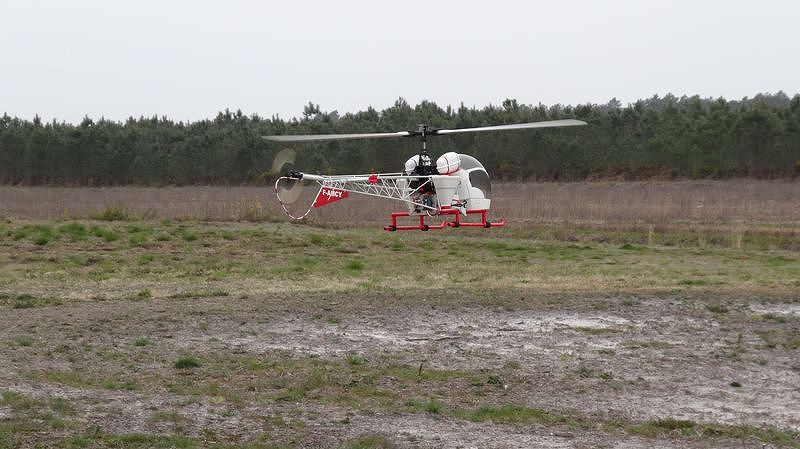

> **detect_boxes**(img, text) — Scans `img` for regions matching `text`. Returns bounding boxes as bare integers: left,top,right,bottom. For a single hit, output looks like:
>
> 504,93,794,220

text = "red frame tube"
384,208,506,231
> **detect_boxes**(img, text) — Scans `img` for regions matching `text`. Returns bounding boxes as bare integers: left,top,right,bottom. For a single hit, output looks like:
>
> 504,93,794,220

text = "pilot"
404,155,436,212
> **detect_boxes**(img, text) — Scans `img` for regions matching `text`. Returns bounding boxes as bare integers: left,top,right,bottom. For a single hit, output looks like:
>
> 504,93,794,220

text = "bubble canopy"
458,154,491,196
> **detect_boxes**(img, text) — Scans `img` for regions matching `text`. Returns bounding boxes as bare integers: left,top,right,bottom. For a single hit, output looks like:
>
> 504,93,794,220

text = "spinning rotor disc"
272,148,318,219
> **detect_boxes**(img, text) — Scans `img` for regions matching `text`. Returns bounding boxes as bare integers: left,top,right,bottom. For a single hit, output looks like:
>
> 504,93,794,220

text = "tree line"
1,92,799,186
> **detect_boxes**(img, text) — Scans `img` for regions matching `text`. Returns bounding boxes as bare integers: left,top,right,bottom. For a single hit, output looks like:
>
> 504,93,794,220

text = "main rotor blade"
263,119,586,142
434,119,587,135
262,131,411,142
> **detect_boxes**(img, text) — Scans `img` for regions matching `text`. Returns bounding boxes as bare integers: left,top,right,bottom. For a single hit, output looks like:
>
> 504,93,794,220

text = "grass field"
0,183,799,448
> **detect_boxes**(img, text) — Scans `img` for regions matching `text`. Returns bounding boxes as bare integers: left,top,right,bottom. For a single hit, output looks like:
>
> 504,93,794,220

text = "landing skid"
383,207,506,231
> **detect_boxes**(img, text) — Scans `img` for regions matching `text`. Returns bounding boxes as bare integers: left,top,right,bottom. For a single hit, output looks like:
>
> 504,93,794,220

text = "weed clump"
345,354,364,366
91,226,120,242
174,356,201,369
5,294,61,309
424,399,443,414
58,222,88,241
12,294,36,309
345,260,364,271
487,375,503,386
344,433,396,449
453,405,554,425
15,224,56,245
33,234,51,245
706,304,729,314
12,336,34,347
630,418,696,436
179,229,199,242
92,207,133,221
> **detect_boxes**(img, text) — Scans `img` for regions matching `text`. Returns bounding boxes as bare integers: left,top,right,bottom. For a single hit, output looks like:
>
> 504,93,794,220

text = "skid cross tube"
383,212,447,231
443,208,507,228
384,207,505,231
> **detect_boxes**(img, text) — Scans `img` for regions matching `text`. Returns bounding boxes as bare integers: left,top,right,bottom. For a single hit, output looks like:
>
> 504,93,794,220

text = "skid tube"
383,207,506,231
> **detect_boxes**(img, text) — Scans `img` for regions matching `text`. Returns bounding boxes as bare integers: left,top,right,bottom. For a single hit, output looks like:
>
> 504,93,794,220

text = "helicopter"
263,119,586,231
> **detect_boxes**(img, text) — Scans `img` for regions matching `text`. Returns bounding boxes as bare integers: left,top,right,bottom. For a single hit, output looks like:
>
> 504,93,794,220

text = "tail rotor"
272,148,316,219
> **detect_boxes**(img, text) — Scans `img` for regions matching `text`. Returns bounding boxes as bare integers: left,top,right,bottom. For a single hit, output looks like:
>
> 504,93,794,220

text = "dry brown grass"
498,181,800,224
1,180,798,225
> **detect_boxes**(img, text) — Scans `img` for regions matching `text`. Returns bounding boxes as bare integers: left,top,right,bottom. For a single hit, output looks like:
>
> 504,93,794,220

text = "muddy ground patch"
1,292,798,448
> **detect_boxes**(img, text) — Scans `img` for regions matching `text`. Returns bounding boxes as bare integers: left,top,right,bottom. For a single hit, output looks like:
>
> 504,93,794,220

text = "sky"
1,0,798,124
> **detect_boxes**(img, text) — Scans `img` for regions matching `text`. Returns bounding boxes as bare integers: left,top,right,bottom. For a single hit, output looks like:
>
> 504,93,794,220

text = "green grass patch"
761,313,787,323
0,391,40,411
308,233,341,247
174,356,201,369
343,433,396,449
345,354,365,366
619,418,800,447
168,289,229,300
128,233,149,246
627,418,696,437
757,330,800,350
765,255,796,266
452,405,569,426
179,229,199,242
67,433,195,449
1,294,62,309
10,336,34,347
58,222,88,241
706,304,729,314
90,226,120,242
218,230,236,240
345,260,364,271
33,234,51,245
9,224,56,245
423,398,443,414
45,370,94,388
147,410,188,425
679,279,710,286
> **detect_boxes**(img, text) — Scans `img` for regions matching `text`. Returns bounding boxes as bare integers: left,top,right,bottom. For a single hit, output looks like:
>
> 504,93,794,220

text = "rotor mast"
413,124,438,175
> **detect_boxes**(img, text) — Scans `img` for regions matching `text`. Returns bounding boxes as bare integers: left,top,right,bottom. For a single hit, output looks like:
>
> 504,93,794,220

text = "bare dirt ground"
2,290,798,448
1,218,798,447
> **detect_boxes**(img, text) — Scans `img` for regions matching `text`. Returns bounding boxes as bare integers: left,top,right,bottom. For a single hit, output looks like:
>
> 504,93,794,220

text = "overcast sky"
1,0,798,123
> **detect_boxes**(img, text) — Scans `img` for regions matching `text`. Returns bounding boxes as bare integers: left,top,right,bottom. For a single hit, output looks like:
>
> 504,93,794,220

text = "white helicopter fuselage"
399,152,491,214
266,118,586,230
